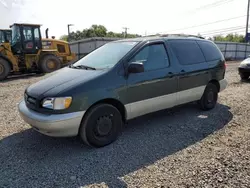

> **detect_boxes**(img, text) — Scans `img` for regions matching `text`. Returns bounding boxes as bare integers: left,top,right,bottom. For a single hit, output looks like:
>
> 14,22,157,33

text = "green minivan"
19,35,227,147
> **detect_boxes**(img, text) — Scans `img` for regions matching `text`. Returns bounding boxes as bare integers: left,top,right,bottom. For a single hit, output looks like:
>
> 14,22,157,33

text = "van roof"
114,34,206,43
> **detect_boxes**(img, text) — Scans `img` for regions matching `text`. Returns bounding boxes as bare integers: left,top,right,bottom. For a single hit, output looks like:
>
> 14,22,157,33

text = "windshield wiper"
70,64,96,70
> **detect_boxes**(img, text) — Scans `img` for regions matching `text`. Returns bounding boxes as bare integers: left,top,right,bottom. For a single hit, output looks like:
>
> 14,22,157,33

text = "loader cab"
10,23,42,54
0,29,12,43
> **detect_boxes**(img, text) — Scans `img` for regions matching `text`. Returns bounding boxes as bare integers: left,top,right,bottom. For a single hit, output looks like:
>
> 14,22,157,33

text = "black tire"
0,58,10,81
39,55,61,73
79,104,123,148
199,83,218,111
240,73,249,80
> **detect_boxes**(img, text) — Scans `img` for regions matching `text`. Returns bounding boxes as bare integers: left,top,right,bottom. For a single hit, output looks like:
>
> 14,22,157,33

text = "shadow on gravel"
0,73,45,83
0,103,233,188
231,79,250,86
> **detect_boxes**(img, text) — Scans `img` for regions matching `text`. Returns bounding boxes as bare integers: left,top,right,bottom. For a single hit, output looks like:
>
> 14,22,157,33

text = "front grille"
25,92,38,110
27,96,36,105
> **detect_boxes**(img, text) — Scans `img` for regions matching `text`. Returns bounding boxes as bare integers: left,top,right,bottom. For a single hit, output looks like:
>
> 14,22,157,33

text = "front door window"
129,43,170,71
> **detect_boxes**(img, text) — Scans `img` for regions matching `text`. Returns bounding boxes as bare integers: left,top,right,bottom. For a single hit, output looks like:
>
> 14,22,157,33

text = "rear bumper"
219,79,227,92
18,100,85,137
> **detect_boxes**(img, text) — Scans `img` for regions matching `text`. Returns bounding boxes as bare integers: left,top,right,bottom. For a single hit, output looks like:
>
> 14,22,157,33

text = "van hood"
26,67,105,98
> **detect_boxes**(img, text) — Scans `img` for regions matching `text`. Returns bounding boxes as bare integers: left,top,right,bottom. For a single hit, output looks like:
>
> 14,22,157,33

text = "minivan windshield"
72,41,138,69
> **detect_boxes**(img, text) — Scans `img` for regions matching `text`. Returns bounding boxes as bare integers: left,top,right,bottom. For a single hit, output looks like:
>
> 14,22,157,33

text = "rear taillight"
224,62,227,69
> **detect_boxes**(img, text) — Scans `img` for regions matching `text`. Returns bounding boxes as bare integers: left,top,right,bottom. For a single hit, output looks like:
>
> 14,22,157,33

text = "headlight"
240,58,250,67
42,97,72,110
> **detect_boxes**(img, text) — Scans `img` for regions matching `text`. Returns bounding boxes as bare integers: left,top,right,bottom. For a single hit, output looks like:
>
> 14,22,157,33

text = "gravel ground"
0,61,250,188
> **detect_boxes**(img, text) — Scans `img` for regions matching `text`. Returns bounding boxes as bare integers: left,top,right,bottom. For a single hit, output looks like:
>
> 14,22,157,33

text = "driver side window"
130,43,170,71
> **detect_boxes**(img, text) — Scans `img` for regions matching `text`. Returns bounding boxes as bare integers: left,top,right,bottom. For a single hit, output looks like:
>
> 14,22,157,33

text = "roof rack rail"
161,34,205,39
144,33,205,39
143,34,161,37
160,33,205,39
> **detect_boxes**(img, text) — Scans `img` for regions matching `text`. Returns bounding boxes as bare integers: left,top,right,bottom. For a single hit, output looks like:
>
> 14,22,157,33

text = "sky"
0,0,247,39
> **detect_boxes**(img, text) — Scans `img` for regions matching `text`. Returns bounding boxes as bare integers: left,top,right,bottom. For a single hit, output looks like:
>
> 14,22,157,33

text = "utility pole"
123,27,129,38
246,0,250,42
67,24,73,42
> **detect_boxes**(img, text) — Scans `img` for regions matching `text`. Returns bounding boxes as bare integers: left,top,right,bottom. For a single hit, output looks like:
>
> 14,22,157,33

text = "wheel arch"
208,79,220,92
83,98,127,123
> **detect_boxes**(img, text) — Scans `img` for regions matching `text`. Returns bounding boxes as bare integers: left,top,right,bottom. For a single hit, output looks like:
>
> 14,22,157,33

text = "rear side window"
197,41,222,61
169,40,205,65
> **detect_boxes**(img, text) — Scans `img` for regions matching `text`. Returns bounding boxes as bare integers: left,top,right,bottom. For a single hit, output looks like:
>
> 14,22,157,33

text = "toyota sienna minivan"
19,35,227,147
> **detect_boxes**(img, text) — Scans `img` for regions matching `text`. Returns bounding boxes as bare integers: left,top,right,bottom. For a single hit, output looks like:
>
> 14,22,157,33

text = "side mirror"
128,62,144,73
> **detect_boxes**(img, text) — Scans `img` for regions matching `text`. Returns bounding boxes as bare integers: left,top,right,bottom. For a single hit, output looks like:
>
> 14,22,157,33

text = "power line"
203,30,245,37
184,0,235,16
192,0,235,12
203,29,245,37
200,26,246,35
159,15,245,33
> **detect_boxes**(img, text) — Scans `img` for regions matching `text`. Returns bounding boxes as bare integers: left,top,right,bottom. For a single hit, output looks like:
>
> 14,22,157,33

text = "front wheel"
198,83,218,111
79,104,123,148
38,55,61,73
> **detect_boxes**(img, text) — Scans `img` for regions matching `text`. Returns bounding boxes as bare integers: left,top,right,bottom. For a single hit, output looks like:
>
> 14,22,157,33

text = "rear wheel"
79,104,123,148
0,58,10,81
240,73,249,80
39,55,61,73
199,83,218,111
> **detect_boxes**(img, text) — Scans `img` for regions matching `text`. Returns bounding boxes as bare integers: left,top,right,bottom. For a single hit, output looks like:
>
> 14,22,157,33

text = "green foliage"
60,24,140,42
60,35,68,41
213,33,245,43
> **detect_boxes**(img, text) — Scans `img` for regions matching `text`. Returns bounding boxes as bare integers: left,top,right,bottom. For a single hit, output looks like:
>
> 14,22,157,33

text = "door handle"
168,72,174,78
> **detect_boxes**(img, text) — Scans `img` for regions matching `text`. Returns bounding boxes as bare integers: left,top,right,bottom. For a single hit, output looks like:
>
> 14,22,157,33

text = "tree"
90,25,107,37
213,33,245,43
60,35,68,41
61,24,140,41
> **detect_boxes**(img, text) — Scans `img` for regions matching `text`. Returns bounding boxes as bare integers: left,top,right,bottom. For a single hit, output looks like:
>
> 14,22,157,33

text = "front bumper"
238,66,250,74
219,79,228,92
18,100,85,137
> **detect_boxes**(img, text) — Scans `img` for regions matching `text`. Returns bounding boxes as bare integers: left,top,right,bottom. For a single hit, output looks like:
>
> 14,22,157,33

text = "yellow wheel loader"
0,23,76,80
